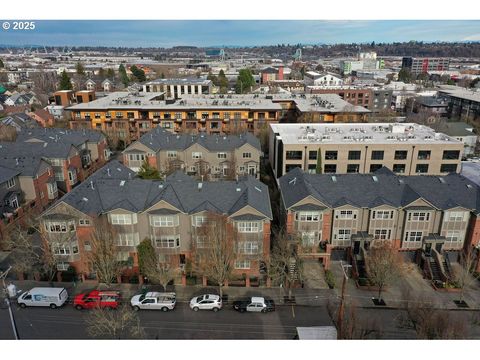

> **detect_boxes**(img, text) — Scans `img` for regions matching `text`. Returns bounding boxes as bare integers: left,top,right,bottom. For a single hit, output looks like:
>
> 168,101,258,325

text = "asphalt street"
0,301,333,340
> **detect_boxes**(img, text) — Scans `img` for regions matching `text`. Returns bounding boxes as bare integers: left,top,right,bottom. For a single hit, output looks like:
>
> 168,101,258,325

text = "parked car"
17,287,68,309
130,292,176,311
189,294,222,312
73,290,121,310
233,296,275,313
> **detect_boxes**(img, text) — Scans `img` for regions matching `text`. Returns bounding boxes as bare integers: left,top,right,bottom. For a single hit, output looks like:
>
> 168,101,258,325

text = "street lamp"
337,261,352,339
1,266,19,340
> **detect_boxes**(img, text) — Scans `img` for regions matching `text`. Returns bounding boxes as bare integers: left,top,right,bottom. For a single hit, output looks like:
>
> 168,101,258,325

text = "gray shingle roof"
0,141,76,159
0,165,20,184
50,161,272,219
0,156,47,177
132,127,260,153
17,127,105,146
279,167,480,212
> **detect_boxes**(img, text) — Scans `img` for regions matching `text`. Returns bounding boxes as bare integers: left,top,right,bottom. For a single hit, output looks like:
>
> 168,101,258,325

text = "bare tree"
267,228,304,299
85,304,145,339
192,213,237,297
88,217,123,286
0,124,17,141
454,246,480,303
365,240,403,302
30,71,58,106
224,155,237,181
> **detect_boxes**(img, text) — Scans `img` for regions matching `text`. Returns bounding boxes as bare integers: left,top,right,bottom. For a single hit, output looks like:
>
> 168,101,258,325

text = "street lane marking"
291,305,295,318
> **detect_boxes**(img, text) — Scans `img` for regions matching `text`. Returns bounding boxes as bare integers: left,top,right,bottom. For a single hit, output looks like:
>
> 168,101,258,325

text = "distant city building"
269,123,463,178
438,86,480,122
142,78,212,97
402,57,450,75
304,72,343,87
438,122,478,157
260,66,284,83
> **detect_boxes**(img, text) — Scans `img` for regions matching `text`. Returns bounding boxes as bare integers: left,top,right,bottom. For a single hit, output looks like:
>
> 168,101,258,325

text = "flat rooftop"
272,93,370,114
270,123,462,145
67,92,282,111
144,78,212,86
438,87,480,103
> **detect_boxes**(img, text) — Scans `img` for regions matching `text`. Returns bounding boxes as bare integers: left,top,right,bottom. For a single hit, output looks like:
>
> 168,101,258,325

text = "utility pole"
1,266,19,340
337,261,352,340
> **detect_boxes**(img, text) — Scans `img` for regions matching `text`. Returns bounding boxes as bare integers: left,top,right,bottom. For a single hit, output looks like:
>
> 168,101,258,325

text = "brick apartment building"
269,123,463,178
279,167,480,270
39,161,272,283
123,127,262,179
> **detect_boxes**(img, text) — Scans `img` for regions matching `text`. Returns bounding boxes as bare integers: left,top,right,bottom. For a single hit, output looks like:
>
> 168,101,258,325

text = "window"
223,112,230,119
237,221,262,233
286,164,302,172
325,151,338,160
371,151,384,160
408,212,430,221
337,210,356,219
45,221,75,233
52,244,70,255
443,150,460,160
163,112,171,119
308,151,318,160
440,164,457,173
84,241,92,251
167,151,177,159
370,164,383,172
394,150,408,160
192,152,202,159
192,215,208,227
175,112,182,120
372,210,394,219
348,151,361,160
286,151,302,160
307,164,316,174
243,152,252,159
347,164,359,173
234,260,251,269
155,236,180,248
417,151,431,160
445,230,462,244
324,164,337,173
217,152,227,159
404,231,423,243
296,211,321,222
128,154,146,162
117,233,140,246
68,170,77,185
79,219,91,226
6,178,15,189
110,214,136,225
415,164,429,173
301,232,318,246
239,241,260,254
393,164,406,173
115,112,123,119
337,229,352,241
234,112,241,120
117,252,129,261
201,112,209,119
374,229,391,240
196,236,207,248
57,262,70,271
150,215,178,227
446,211,466,222
54,171,64,181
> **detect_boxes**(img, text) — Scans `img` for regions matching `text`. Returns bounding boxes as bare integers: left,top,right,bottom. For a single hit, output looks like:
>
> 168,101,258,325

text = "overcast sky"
1,20,479,47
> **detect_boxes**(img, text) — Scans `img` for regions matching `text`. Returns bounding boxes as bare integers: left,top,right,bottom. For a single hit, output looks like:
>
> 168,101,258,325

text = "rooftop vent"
198,183,203,191
331,176,337,183
439,177,446,184
90,181,94,190
372,176,378,182
254,186,262,192
289,177,297,185
158,184,164,189
236,187,242,192
107,168,111,177
82,197,88,202
120,180,125,187
467,184,473,189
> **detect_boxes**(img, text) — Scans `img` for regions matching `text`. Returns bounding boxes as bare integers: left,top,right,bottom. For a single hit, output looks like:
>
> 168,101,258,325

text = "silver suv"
189,294,222,312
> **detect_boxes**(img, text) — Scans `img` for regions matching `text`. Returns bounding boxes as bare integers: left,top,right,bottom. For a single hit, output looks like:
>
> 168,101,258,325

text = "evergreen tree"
106,68,115,79
98,68,105,78
218,70,229,93
76,61,85,75
398,68,412,83
130,65,146,82
118,64,130,87
0,58,4,68
59,70,73,90
137,159,161,179
235,68,255,94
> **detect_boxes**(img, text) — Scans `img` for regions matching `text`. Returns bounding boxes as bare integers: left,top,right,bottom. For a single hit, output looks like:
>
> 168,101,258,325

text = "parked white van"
17,287,68,309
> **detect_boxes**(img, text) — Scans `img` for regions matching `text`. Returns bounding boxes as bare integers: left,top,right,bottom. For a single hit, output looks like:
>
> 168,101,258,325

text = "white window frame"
110,213,136,225
217,152,227,159
239,241,260,255
192,215,208,227
337,210,356,219
52,244,71,255
56,262,70,271
337,229,352,241
167,151,178,159
408,212,430,222
155,236,180,248
242,152,252,159
372,210,393,220
296,211,321,222
192,152,203,159
237,221,262,233
196,235,207,248
405,231,423,242
374,229,391,240
301,231,318,246
446,211,466,222
150,215,179,227
78,219,91,226
117,233,140,246
234,260,251,269
117,251,129,261
6,178,15,189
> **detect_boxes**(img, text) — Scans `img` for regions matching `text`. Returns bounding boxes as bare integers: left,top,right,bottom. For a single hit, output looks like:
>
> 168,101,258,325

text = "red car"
74,290,121,310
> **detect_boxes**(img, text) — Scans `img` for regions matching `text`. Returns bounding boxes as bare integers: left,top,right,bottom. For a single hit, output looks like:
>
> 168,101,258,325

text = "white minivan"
17,287,68,309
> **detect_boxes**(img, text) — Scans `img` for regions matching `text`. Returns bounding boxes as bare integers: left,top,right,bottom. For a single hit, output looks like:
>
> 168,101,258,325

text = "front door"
435,242,443,253
425,243,432,256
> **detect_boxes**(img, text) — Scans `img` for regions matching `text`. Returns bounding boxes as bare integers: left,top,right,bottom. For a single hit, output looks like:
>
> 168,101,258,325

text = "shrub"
325,270,335,289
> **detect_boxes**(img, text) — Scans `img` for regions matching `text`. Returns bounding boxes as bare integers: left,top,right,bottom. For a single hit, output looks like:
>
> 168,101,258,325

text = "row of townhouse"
66,91,370,145
269,123,464,178
0,128,110,192
39,160,272,282
122,127,262,179
279,167,480,269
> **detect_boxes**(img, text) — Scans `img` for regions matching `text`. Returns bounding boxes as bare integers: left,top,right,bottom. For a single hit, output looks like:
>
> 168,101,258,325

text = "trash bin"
7,283,17,298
